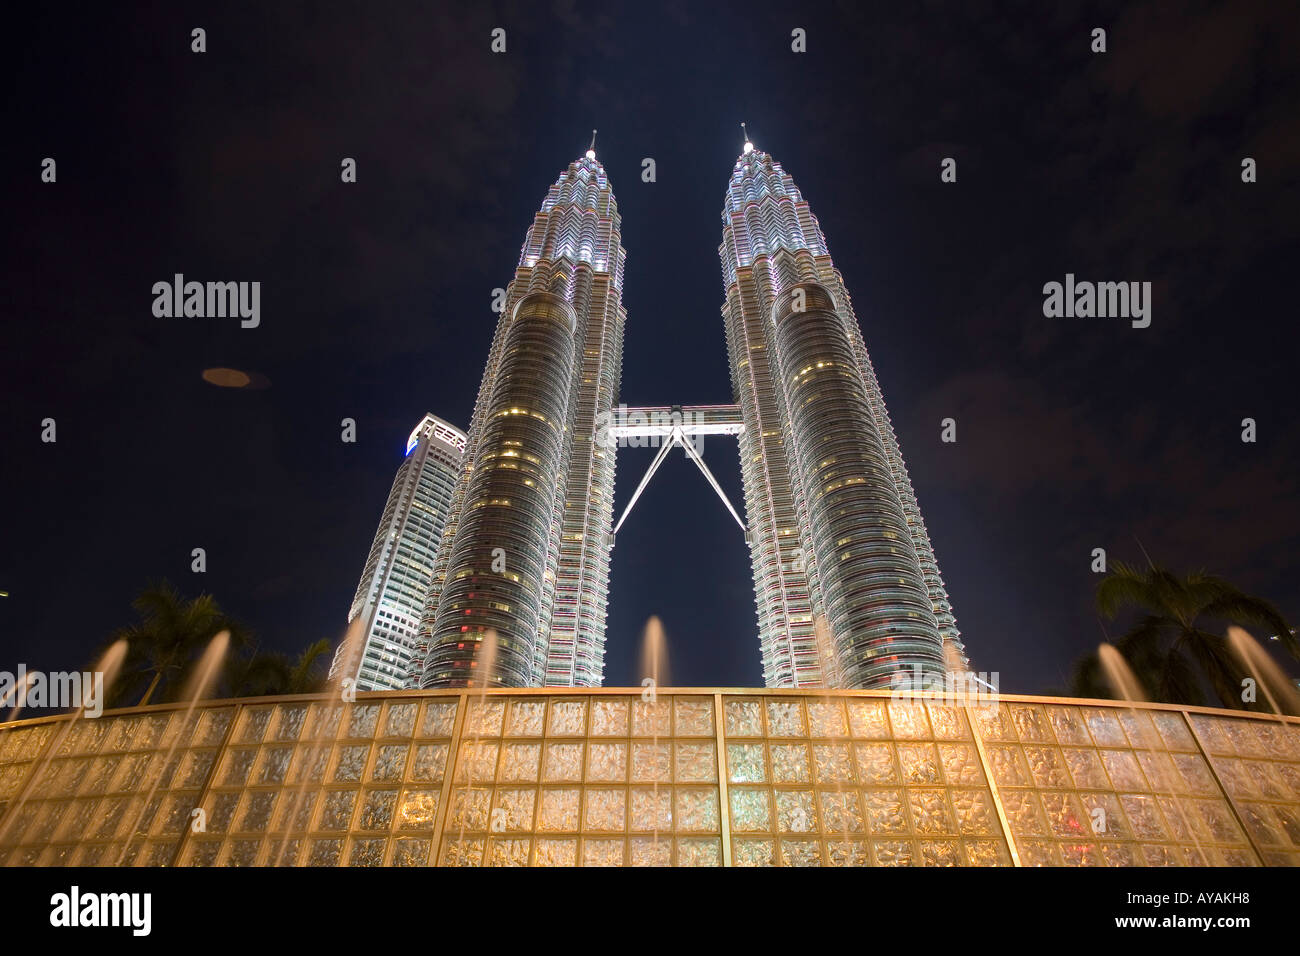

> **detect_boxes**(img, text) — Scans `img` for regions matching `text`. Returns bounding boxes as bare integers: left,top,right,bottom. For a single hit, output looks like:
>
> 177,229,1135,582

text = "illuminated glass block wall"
0,691,1296,866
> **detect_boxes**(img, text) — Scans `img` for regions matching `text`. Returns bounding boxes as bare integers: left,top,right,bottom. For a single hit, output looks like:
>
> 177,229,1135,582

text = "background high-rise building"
718,139,966,688
330,413,466,690
416,146,626,688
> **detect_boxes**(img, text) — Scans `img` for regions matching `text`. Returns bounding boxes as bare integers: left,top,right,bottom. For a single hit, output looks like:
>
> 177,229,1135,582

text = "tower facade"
415,148,625,688
331,413,466,690
719,141,965,688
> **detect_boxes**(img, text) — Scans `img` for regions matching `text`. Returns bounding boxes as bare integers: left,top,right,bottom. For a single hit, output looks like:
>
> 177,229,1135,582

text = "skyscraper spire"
740,122,753,153
586,129,597,160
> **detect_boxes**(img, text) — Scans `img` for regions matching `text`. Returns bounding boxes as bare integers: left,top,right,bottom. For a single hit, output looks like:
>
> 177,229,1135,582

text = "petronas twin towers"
411,134,966,692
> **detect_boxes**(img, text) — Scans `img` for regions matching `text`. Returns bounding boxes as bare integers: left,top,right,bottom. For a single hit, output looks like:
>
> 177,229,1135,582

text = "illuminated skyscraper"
331,413,466,690
416,139,625,688
719,135,965,688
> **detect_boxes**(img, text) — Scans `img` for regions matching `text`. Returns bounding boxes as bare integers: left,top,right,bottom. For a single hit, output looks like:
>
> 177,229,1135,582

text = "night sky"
3,2,1297,694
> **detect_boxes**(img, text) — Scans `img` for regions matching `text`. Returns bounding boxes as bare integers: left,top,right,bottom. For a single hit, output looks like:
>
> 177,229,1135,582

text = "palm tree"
1070,562,1298,708
101,581,249,707
224,639,332,698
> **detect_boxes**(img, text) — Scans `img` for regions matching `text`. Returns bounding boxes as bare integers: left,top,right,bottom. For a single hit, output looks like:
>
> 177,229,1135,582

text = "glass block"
196,709,234,746
333,744,370,782
674,743,716,783
919,839,963,866
307,838,342,867
1150,711,1196,751
465,699,505,738
505,699,546,737
1039,791,1087,839
542,742,584,782
819,790,865,834
970,704,1015,741
83,755,121,795
848,700,890,738
674,698,714,736
238,707,273,743
258,746,293,784
1193,798,1244,843
985,746,1031,787
587,743,626,780
863,789,908,835
1118,794,1166,840
591,699,629,737
630,743,670,783
728,744,765,783
178,750,216,788
448,788,490,831
1100,749,1147,791
1084,710,1128,747
537,789,580,831
382,703,417,738
441,837,483,867
808,699,849,738
766,700,806,737
583,789,625,831
1059,748,1106,790
908,789,955,835
1244,761,1289,801
371,744,409,782
827,839,869,866
1017,839,1062,866
1009,705,1051,743
675,788,719,833
491,788,535,832
630,836,671,866
500,743,542,782
1118,711,1160,749
222,747,257,787
455,742,499,784
729,788,771,832
631,700,671,737
1071,790,1124,839
630,787,673,832
770,744,810,783
938,743,983,787
897,743,940,784
275,791,317,833
1136,750,1183,795
184,839,221,867
888,701,931,739
927,704,966,740
396,789,438,830
349,837,387,866
813,744,853,785
966,839,1010,866
548,700,587,736
319,790,357,830
534,838,577,866
1000,790,1047,837
779,839,822,866
1059,842,1103,866
1100,842,1138,866
951,789,996,836
1024,746,1071,789
239,791,276,832
873,839,915,866
358,789,397,830
1046,706,1090,744
273,705,306,741
419,701,458,738
411,743,449,782
733,838,775,866
677,837,721,867
489,837,531,866
724,700,763,737
1222,719,1269,758
856,743,899,784
582,838,624,866
392,837,429,866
